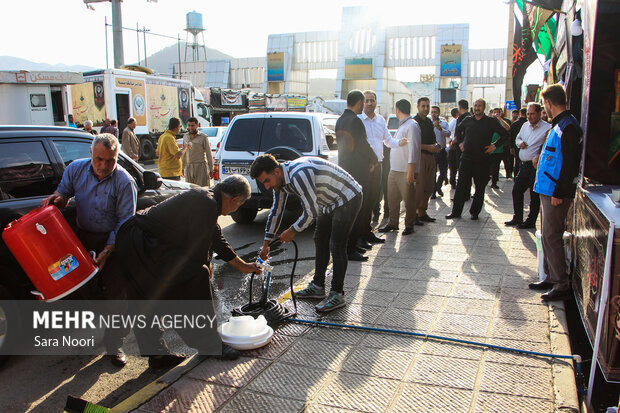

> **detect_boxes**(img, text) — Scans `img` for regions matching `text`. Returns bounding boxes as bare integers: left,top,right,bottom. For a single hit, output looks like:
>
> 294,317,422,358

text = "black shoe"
148,353,186,369
528,280,553,291
366,233,385,244
402,227,414,235
437,188,444,197
471,215,479,220
355,245,367,254
357,240,373,250
445,213,461,219
378,225,398,233
414,219,424,226
517,221,536,229
217,343,240,360
430,194,437,199
347,250,368,261
108,348,127,368
490,184,499,189
541,289,571,301
419,215,436,223
504,219,522,227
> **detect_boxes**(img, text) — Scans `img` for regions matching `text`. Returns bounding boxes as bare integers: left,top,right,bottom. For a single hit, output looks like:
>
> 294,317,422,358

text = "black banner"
513,14,538,108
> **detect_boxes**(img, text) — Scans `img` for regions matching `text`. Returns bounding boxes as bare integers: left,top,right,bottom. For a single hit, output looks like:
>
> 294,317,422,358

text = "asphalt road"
0,205,317,412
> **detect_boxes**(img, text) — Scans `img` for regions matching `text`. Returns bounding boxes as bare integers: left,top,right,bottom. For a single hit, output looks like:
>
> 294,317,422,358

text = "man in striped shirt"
252,155,363,312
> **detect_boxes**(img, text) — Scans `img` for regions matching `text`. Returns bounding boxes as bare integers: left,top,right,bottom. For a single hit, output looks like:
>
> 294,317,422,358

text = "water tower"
184,11,207,62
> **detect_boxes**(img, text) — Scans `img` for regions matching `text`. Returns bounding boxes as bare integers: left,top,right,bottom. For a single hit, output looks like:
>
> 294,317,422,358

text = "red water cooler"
2,205,98,302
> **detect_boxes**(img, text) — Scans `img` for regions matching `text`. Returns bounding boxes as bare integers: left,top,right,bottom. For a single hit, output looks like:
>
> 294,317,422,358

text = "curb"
548,300,580,413
109,355,202,413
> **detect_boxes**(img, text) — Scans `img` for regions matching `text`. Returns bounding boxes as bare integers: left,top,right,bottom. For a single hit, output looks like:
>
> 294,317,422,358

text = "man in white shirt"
505,102,551,229
430,106,451,199
379,99,420,235
359,90,392,243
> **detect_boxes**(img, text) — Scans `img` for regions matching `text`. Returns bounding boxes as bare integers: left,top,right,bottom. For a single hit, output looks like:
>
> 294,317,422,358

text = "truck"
0,70,84,127
67,67,211,160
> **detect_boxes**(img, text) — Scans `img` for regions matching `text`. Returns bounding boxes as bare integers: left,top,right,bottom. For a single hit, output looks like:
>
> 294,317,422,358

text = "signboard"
69,78,106,126
266,96,287,111
440,45,462,77
116,78,147,127
267,52,285,82
287,96,307,112
146,83,180,134
505,100,517,111
344,58,373,79
0,70,83,85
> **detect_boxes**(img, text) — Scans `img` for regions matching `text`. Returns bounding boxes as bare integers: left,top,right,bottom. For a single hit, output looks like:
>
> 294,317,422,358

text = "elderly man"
83,120,97,135
112,175,260,364
446,99,509,220
121,117,140,161
529,84,583,301
358,90,391,243
157,117,188,180
183,117,214,186
505,103,551,229
252,155,362,313
43,133,137,367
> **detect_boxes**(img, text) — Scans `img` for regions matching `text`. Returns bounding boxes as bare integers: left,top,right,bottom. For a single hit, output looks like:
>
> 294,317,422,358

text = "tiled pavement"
126,178,579,413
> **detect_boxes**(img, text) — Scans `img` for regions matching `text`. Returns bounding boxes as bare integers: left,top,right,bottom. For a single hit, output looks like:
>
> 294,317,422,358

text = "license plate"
223,166,250,175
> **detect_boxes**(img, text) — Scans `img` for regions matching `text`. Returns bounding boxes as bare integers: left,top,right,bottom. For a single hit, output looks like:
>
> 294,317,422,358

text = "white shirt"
432,118,451,148
448,118,457,146
359,112,392,162
387,116,421,173
516,120,552,161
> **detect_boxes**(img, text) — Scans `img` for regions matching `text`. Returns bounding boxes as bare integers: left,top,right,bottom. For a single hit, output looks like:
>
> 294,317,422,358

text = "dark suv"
0,126,195,360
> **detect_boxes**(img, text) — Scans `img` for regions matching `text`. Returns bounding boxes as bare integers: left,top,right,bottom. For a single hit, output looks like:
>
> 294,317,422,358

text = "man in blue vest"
528,84,583,301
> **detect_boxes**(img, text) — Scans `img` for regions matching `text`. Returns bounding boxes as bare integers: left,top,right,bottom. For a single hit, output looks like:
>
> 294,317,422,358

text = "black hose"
232,239,298,325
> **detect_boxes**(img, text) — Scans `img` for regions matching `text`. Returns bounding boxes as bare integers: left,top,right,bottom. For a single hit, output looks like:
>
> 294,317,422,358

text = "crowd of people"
46,83,581,369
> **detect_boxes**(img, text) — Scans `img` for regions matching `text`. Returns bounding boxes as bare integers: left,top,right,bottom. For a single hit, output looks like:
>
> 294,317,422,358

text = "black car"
0,126,195,362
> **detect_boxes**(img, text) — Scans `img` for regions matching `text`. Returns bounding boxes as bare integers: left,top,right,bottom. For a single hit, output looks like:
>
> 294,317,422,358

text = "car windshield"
224,117,313,153
387,117,399,130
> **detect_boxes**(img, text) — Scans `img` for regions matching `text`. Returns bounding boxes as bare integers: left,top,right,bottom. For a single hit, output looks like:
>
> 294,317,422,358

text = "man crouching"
251,154,362,313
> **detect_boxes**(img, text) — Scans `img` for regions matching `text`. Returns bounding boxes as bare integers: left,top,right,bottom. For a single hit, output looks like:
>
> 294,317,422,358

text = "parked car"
386,114,399,137
0,125,196,365
176,126,228,155
214,112,338,224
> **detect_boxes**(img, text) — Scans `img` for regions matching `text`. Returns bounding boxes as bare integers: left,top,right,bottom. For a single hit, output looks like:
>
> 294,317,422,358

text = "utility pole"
111,0,124,68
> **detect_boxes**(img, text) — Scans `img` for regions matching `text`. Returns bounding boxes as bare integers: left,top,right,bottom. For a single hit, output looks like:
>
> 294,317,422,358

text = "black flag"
512,14,538,108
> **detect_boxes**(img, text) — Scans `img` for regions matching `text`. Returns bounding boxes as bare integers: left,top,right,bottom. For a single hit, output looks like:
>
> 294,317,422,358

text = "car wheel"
230,207,258,224
140,138,155,161
0,285,19,368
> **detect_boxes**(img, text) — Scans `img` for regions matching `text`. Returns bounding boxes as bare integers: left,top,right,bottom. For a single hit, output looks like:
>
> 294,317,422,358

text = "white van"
214,112,338,223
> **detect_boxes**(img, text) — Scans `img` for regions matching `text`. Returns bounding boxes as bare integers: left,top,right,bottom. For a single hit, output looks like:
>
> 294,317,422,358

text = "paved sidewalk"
122,178,579,413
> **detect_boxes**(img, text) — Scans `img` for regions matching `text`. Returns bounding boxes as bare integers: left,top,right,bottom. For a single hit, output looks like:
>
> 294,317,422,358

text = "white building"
175,6,507,117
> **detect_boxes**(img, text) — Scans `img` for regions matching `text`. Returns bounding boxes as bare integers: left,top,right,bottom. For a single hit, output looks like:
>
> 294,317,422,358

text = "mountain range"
0,42,233,75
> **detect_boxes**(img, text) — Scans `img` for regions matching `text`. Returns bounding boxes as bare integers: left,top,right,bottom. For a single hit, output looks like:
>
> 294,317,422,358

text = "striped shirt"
264,157,362,241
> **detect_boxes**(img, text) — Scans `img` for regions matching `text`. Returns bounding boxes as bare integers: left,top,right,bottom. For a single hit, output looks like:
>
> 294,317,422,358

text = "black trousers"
511,161,540,223
489,153,504,185
504,147,514,178
348,171,373,249
72,229,129,351
434,150,448,194
448,148,461,187
450,156,491,217
314,194,362,293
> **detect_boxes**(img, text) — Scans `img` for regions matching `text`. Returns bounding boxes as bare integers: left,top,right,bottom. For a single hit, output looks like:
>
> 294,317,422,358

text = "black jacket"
336,109,378,181
455,115,510,160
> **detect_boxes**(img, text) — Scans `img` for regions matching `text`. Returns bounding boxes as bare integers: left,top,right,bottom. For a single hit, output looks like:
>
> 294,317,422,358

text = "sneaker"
316,292,346,312
295,282,325,299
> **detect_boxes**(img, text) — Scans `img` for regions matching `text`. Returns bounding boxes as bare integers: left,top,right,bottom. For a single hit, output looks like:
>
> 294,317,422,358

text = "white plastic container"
535,230,572,281
218,315,273,350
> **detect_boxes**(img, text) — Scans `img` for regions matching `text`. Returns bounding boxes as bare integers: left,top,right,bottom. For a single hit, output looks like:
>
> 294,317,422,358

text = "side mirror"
143,171,162,190
326,134,337,150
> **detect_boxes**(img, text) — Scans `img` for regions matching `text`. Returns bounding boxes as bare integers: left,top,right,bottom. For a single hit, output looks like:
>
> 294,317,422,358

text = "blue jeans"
313,193,362,294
